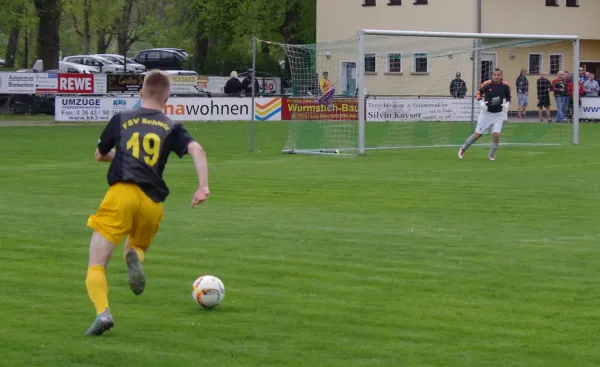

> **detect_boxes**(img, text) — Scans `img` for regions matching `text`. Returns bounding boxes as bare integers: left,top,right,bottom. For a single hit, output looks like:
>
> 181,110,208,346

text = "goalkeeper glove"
479,100,488,109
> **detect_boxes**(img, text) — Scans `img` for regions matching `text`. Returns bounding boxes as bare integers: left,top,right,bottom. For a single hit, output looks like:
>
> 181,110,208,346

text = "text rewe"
59,75,94,93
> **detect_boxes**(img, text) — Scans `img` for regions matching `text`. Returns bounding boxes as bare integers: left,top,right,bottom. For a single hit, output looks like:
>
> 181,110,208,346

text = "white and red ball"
192,275,225,309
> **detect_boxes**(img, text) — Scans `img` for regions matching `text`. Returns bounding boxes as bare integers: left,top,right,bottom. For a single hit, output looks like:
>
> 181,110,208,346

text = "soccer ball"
192,275,225,309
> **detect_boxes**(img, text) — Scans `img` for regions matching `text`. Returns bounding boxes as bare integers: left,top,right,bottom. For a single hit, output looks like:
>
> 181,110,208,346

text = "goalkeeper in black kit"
458,68,511,161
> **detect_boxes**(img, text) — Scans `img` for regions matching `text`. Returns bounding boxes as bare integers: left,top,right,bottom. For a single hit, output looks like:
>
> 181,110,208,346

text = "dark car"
0,94,9,107
154,48,190,59
9,94,55,115
133,49,190,71
9,68,58,115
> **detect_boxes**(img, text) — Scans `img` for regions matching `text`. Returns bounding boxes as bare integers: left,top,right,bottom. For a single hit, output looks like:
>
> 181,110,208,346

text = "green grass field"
2,120,600,366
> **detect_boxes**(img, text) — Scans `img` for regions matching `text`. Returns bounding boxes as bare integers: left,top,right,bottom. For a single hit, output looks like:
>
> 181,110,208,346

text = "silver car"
62,55,125,74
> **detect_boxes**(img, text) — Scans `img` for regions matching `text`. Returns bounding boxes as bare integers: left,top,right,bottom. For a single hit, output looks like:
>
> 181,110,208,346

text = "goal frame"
357,29,581,155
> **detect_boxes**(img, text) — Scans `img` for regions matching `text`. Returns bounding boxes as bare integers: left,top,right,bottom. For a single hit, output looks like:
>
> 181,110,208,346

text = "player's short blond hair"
142,70,171,101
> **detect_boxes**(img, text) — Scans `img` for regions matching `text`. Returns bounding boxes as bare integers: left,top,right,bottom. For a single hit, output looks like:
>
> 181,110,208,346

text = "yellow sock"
86,265,109,315
133,247,145,262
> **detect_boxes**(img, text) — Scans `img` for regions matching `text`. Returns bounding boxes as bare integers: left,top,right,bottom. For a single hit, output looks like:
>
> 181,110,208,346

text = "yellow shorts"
87,182,164,248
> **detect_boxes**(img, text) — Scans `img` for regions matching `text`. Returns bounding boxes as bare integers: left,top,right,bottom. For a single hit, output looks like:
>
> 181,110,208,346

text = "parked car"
32,59,99,73
9,69,58,115
62,55,125,73
133,49,190,70
94,54,146,73
153,48,191,59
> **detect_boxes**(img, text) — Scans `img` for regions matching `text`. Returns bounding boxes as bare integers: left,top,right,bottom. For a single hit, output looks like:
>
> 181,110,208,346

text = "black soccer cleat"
125,249,146,295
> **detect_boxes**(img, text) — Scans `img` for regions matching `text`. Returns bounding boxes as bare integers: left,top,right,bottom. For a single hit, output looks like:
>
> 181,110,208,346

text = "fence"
1,71,600,121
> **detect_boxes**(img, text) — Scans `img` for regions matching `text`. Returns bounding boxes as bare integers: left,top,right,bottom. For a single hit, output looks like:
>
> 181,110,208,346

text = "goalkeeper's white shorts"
475,110,504,134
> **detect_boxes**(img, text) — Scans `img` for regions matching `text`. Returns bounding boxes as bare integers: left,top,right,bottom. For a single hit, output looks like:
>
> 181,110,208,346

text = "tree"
112,0,161,55
5,21,21,68
278,0,316,45
62,0,123,54
64,0,92,54
34,0,62,70
96,28,113,54
234,0,316,77
0,1,36,68
236,0,316,44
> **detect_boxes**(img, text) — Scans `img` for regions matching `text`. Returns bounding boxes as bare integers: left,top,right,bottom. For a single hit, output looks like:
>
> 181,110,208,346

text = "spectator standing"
241,68,260,96
516,68,529,118
551,71,568,122
578,67,588,83
223,71,242,95
584,73,599,97
449,72,467,98
537,72,552,122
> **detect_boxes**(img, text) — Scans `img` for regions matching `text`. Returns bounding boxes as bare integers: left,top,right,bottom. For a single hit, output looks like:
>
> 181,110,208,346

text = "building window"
388,0,401,4
386,53,402,73
414,0,428,4
549,54,563,75
528,53,543,74
365,53,376,73
363,0,376,6
566,0,579,7
413,53,428,73
545,0,558,6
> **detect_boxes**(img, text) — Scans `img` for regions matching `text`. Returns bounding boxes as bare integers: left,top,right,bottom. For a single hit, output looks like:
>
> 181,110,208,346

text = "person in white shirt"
583,73,599,97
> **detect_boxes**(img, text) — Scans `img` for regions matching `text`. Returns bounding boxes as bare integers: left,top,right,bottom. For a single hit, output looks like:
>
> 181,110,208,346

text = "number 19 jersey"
97,107,195,203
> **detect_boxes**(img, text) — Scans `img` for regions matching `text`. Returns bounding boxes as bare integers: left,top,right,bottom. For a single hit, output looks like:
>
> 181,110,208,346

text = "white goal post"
357,29,580,155
256,30,580,155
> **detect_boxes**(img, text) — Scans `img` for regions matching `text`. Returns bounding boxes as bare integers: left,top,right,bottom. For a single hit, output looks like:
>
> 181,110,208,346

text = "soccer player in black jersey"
458,68,511,161
84,70,210,336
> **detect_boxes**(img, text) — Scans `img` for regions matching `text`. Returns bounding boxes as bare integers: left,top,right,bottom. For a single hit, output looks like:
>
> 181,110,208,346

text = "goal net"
260,30,579,155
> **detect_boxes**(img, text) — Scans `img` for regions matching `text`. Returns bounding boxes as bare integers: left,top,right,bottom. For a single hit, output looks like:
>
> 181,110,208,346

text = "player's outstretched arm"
95,148,115,162
187,141,209,208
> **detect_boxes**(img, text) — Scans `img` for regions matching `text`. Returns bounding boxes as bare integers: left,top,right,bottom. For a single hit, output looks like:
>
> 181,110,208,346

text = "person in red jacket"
567,78,584,97
566,73,583,121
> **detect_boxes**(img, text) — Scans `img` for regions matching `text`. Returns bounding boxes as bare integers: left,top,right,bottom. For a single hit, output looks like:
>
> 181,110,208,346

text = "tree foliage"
0,0,316,74
34,0,62,70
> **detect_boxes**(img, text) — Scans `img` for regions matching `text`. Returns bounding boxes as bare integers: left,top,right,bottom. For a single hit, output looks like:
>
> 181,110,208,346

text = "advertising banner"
34,73,107,94
0,73,37,94
34,73,59,94
170,75,198,94
366,98,482,122
281,97,358,120
581,97,600,119
106,74,144,93
54,96,125,121
55,96,283,122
